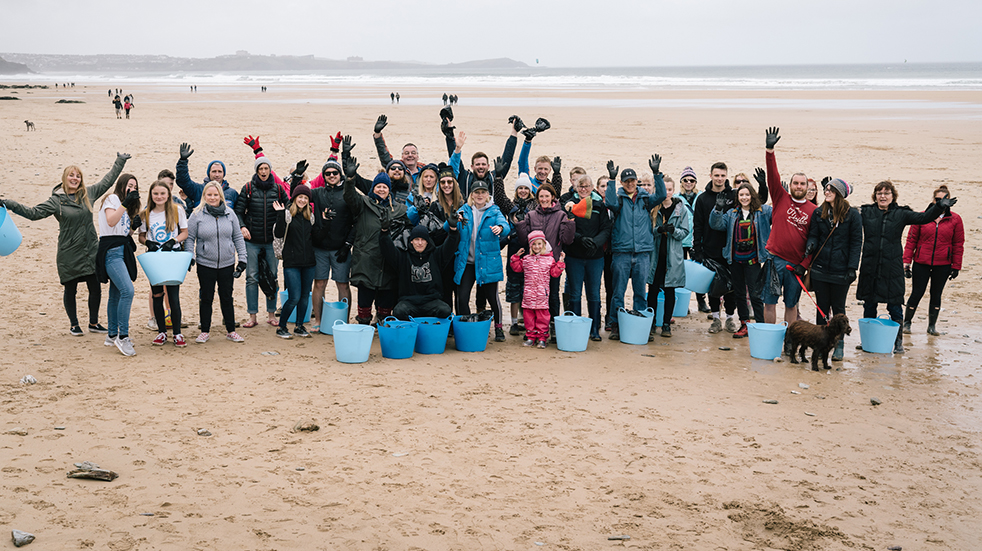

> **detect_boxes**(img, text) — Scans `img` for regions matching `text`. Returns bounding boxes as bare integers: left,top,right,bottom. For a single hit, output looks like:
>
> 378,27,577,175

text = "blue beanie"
206,160,227,182
373,172,391,189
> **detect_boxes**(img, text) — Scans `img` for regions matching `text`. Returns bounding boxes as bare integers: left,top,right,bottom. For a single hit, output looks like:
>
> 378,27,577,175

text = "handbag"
272,210,292,260
802,222,837,292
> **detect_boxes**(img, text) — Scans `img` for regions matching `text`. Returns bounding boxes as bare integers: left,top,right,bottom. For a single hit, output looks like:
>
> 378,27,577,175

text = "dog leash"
786,265,829,321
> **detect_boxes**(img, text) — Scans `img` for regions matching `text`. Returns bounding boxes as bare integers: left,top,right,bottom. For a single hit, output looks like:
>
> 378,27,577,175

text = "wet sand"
2,83,982,550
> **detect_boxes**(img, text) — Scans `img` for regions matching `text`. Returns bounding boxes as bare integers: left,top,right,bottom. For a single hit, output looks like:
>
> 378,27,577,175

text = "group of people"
111,94,134,119
1,115,963,359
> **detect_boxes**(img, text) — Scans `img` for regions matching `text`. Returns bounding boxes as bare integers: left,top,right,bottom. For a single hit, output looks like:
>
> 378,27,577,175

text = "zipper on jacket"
931,219,939,266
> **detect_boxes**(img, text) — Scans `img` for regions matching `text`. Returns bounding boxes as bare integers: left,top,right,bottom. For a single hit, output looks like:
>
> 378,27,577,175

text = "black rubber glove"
715,191,734,211
754,167,766,188
117,152,131,161
846,269,856,282
937,196,958,209
765,126,781,149
447,214,459,231
534,117,551,132
343,156,359,179
521,127,537,142
508,115,524,132
335,243,351,263
606,160,619,181
187,258,195,272
380,213,391,231
342,135,355,156
130,215,143,231
648,154,661,175
179,142,194,160
439,105,453,122
146,240,161,252
232,261,247,278
293,160,308,178
551,156,562,176
804,242,816,257
690,250,703,264
374,114,388,134
441,118,456,139
821,176,832,187
121,190,140,209
456,211,467,226
792,264,807,277
658,223,675,235
949,269,959,280
161,239,177,252
493,156,506,178
580,236,596,255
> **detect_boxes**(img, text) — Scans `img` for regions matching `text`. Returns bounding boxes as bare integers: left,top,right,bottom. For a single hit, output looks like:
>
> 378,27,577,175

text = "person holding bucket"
272,182,323,339
137,180,188,347
3,152,129,336
804,178,862,361
96,174,142,356
648,176,691,338
186,182,248,344
858,181,955,354
902,185,964,336
379,215,460,320
510,231,566,348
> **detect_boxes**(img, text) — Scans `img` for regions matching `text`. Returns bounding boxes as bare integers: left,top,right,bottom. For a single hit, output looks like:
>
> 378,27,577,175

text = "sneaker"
494,326,506,342
661,325,672,338
115,336,136,357
733,323,748,338
88,323,108,334
516,320,525,331
226,331,245,343
294,326,311,338
174,334,187,348
708,318,722,334
609,325,620,341
196,332,210,344
147,317,158,331
724,318,738,333
536,340,547,349
509,323,521,336
276,328,293,339
104,335,117,346
152,332,168,346
523,338,535,347
70,325,84,336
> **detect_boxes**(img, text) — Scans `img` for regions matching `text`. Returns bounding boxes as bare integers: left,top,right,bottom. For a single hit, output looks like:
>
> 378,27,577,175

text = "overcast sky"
2,0,980,67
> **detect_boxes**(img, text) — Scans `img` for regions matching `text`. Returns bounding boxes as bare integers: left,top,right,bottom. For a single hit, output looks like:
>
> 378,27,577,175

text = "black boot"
927,309,940,336
561,292,571,316
569,299,582,317
697,293,711,313
903,306,915,334
893,330,904,354
588,300,602,341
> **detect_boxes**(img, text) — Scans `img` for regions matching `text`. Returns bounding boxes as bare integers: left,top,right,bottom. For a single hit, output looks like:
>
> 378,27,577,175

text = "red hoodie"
765,150,817,266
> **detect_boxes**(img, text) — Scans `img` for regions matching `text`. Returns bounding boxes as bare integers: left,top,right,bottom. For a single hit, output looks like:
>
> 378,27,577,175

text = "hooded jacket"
691,180,732,261
903,206,964,270
5,155,127,283
805,206,863,285
344,173,410,290
604,174,667,254
514,201,576,261
175,158,239,211
309,170,355,251
510,240,565,310
380,224,460,302
649,197,692,288
186,203,247,270
234,174,288,245
453,202,510,286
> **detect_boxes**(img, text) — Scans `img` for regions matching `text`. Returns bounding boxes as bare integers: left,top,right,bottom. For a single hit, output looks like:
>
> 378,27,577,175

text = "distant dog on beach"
785,314,852,371
24,120,35,131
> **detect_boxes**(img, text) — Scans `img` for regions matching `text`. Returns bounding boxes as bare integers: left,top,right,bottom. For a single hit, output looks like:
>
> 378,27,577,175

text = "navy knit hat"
373,172,391,190
322,160,342,176
410,225,430,242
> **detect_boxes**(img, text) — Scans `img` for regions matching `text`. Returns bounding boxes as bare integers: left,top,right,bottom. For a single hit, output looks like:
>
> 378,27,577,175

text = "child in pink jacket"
510,230,565,348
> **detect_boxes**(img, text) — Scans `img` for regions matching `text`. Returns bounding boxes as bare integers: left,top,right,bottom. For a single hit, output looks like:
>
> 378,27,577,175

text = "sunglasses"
681,178,696,184
324,170,340,176
734,179,750,184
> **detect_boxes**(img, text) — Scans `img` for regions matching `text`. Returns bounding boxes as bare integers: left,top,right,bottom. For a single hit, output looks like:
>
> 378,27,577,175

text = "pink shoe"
226,331,245,343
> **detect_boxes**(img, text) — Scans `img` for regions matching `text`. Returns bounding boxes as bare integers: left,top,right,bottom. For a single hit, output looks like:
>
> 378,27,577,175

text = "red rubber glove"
243,135,262,153
329,131,342,153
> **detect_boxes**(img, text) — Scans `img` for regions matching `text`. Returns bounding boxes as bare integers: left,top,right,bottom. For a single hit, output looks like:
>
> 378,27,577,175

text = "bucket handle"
333,320,345,327
779,321,788,327
340,297,348,304
562,311,577,317
383,316,398,322
877,315,892,321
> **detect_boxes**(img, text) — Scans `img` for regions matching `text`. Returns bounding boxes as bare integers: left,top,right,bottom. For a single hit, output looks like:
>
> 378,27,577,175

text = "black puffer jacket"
805,206,863,286
310,183,354,251
562,191,612,260
857,201,943,304
274,208,325,269
235,175,288,245
692,181,732,261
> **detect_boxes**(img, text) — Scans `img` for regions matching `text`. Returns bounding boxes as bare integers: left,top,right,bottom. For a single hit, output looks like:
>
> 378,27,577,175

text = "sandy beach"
2,83,982,550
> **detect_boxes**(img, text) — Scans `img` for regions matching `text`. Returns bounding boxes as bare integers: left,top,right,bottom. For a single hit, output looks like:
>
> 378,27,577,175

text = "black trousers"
63,273,101,326
456,263,502,325
198,265,235,333
393,298,452,321
151,284,182,336
811,279,850,325
730,261,764,323
907,263,952,316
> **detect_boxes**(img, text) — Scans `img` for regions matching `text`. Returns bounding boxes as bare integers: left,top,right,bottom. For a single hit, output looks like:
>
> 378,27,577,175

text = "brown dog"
785,313,852,371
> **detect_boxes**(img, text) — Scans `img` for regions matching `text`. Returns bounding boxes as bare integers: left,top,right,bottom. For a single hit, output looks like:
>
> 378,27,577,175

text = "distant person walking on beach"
124,99,132,119
396,93,400,104
391,92,395,104
113,95,123,119
443,93,448,105
108,89,112,97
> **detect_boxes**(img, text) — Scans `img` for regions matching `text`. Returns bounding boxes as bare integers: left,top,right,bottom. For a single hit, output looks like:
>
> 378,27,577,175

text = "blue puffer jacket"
453,203,511,285
709,204,773,264
604,174,667,254
648,197,691,288
676,190,700,248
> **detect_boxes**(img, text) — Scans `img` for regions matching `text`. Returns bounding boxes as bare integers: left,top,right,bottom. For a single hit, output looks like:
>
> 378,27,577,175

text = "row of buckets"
746,316,902,359
334,315,495,364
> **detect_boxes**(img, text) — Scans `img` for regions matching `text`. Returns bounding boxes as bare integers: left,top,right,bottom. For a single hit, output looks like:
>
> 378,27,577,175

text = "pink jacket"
510,253,565,309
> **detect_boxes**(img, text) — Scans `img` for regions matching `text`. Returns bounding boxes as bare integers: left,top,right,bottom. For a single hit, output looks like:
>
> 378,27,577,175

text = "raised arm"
764,126,788,204
88,152,130,199
176,143,203,207
372,115,393,168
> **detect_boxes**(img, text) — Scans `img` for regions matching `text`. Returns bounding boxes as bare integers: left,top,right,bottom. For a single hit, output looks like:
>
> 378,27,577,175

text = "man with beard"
761,126,818,325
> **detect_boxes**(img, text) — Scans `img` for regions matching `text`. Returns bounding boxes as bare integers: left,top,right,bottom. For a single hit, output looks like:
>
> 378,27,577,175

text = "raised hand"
508,115,525,132
272,200,285,212
754,167,766,188
342,135,355,155
130,215,143,231
648,154,661,175
179,143,194,160
606,160,619,181
293,160,308,177
521,127,537,142
456,131,467,147
715,190,734,211
440,105,453,122
765,126,780,150
551,156,562,175
374,114,388,134
343,156,359,179
937,196,958,209
821,176,832,187
121,190,140,208
244,135,261,152
329,132,342,152
515,248,525,257
493,156,506,178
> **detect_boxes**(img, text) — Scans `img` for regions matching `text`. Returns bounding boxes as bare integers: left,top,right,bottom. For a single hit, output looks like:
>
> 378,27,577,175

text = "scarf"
206,204,226,217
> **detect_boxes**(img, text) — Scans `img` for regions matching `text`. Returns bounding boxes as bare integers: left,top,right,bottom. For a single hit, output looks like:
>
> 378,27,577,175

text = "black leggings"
456,263,502,325
356,286,396,310
63,274,101,327
152,285,181,336
811,279,849,326
730,261,764,323
907,263,952,316
198,265,236,333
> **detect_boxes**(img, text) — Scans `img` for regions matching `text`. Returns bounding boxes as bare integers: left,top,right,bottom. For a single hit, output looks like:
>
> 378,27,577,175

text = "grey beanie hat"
826,178,851,199
255,156,271,171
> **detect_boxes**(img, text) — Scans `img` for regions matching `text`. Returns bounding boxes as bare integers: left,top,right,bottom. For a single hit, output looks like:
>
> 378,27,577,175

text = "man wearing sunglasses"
309,159,355,329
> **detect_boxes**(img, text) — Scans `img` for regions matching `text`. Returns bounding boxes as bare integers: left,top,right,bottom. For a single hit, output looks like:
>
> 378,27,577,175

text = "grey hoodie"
186,204,247,269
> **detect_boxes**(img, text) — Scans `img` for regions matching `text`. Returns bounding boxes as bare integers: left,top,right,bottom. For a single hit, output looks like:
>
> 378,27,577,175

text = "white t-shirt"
140,207,188,243
98,194,133,237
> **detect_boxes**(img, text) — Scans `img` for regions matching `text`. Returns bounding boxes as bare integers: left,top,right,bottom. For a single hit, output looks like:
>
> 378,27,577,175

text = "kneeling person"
380,218,461,320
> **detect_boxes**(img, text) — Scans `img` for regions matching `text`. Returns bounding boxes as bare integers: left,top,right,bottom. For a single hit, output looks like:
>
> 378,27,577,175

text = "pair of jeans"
63,273,101,327
151,284,182,336
730,261,764,323
198,265,236,333
611,252,650,321
105,245,134,337
907,263,952,316
245,241,278,315
281,266,315,330
565,256,604,305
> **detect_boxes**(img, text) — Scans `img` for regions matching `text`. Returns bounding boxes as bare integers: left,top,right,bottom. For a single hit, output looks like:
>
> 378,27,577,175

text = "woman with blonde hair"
3,153,129,336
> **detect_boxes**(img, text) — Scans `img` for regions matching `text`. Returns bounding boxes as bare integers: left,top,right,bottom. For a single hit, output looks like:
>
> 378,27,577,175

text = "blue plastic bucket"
554,311,591,352
682,260,715,294
410,316,453,354
278,290,312,323
332,321,374,363
0,206,23,256
748,322,788,360
617,307,654,345
859,316,900,354
137,251,193,286
452,315,492,352
378,316,418,359
319,298,348,335
654,289,692,326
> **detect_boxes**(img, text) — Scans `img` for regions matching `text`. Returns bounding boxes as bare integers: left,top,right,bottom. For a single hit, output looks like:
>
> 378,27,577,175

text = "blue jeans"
105,246,134,337
565,256,604,306
245,241,278,314
281,266,315,330
611,252,650,320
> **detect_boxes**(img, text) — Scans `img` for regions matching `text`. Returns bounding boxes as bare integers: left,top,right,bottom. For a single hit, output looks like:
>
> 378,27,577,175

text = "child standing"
509,230,565,348
138,180,189,347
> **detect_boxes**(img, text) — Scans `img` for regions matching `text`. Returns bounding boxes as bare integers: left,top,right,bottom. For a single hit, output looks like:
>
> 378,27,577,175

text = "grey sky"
2,0,980,67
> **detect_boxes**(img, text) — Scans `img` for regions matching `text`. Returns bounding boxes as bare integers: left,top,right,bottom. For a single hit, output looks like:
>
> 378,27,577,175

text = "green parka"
343,173,409,291
6,155,127,283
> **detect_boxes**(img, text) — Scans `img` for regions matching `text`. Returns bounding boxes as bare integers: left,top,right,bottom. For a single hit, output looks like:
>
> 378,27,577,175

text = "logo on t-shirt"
411,262,432,283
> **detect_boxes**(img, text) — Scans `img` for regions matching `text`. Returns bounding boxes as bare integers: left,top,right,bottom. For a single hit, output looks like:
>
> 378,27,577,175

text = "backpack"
272,210,292,260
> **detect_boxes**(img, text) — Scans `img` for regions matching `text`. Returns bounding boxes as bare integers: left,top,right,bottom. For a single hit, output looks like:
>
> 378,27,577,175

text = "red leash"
786,265,829,322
